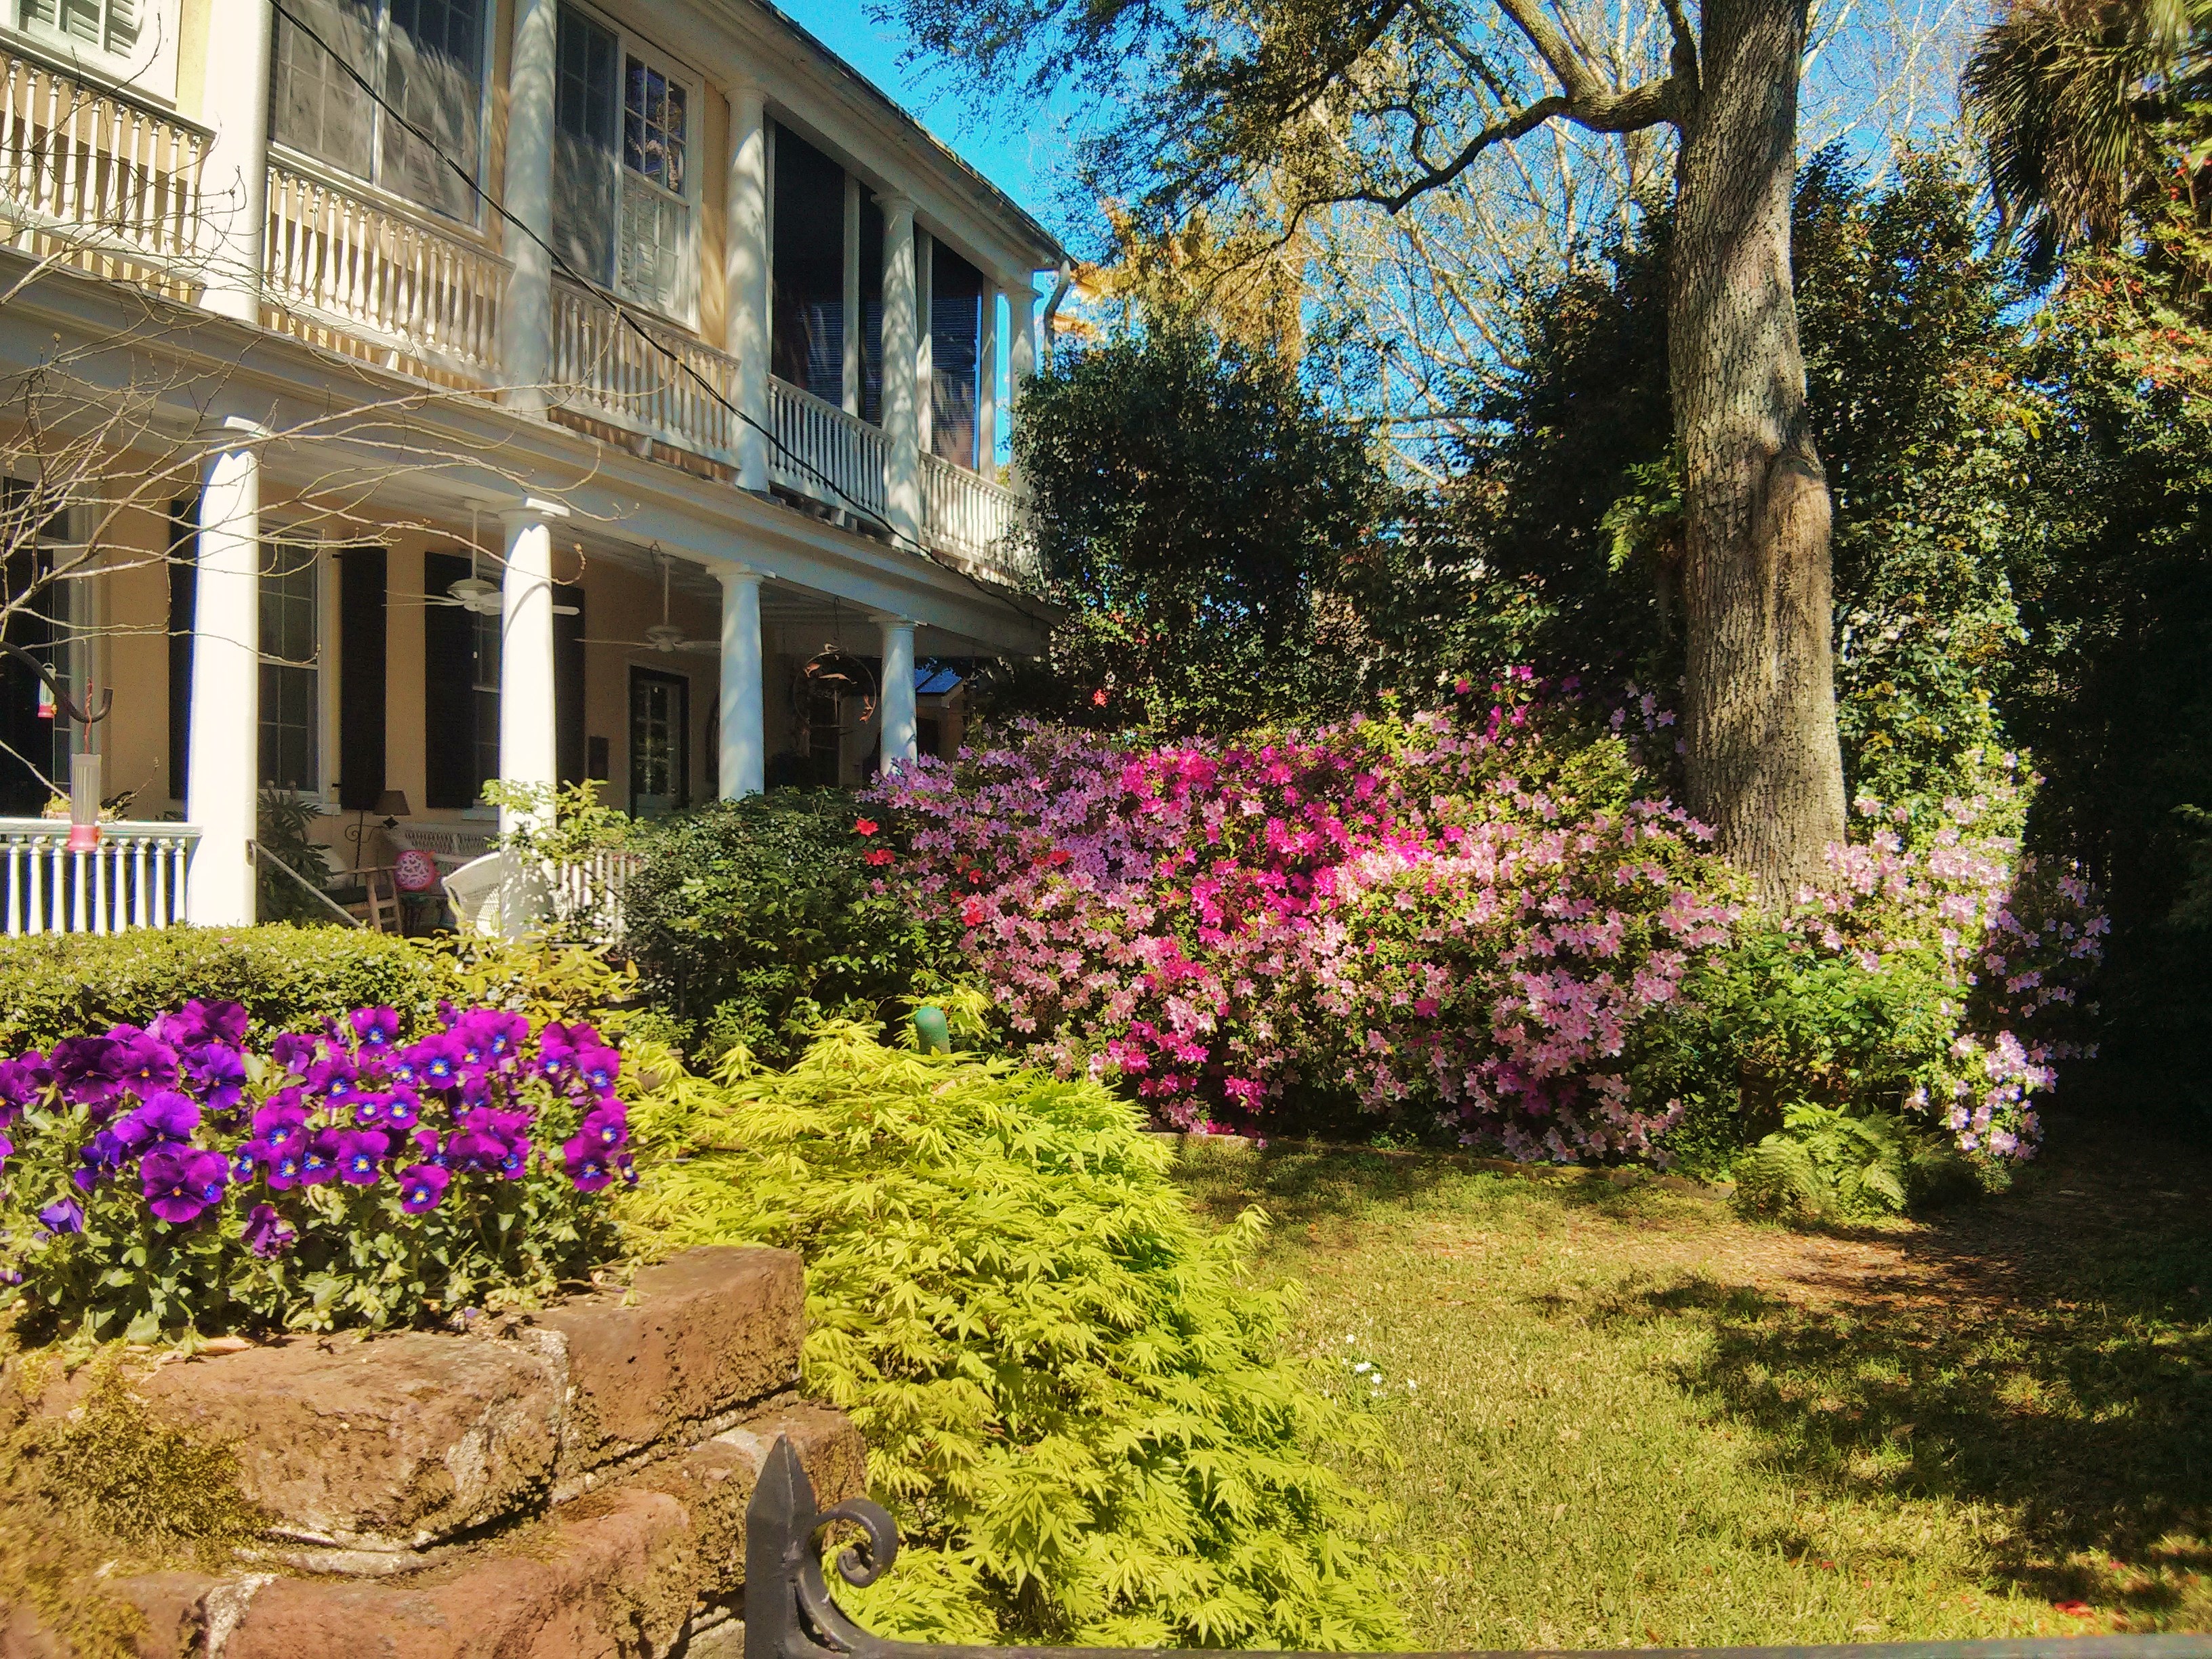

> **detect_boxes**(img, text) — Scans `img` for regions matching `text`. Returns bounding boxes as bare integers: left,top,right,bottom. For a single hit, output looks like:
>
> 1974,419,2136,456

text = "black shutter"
166,499,196,803
555,580,586,787
423,551,475,809
336,548,387,810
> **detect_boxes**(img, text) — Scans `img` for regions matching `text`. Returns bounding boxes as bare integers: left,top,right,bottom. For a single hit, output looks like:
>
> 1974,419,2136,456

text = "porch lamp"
348,790,412,869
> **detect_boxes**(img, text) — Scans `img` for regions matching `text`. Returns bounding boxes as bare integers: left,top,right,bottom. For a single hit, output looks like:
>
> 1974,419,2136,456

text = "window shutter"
422,551,476,810
59,0,100,45
337,548,386,811
103,0,139,56
617,176,693,323
167,499,195,803
552,5,619,284
18,0,58,30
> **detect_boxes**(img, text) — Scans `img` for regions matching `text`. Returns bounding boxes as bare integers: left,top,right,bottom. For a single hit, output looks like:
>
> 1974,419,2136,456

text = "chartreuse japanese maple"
617,1014,1404,1650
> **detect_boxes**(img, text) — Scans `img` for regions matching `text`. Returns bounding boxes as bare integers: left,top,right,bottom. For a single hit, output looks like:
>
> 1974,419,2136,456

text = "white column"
726,83,771,493
881,195,920,547
915,228,934,459
185,419,265,924
718,568,764,798
878,617,916,775
196,0,273,321
499,0,558,410
840,177,862,419
1008,275,1038,409
977,285,999,471
497,500,567,832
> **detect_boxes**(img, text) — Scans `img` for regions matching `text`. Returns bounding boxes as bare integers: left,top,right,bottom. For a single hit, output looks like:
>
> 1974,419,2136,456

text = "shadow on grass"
1648,1113,2212,1618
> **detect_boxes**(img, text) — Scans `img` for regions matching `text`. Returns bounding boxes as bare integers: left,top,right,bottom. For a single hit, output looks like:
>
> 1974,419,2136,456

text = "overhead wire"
262,0,1048,630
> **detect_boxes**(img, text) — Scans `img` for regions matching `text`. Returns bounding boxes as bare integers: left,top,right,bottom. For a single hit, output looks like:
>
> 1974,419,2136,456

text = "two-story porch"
0,0,1063,926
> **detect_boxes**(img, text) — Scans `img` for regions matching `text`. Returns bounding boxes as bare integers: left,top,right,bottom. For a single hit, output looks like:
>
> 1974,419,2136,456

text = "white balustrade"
767,373,886,522
548,848,641,945
264,157,506,380
921,450,1038,588
0,45,207,281
552,278,741,466
0,821,199,937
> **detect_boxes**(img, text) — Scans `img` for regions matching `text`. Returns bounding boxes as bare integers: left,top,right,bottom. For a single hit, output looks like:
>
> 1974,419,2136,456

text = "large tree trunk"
1667,0,1847,901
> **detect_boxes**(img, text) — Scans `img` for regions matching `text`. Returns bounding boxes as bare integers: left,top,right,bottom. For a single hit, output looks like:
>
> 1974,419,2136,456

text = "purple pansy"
300,1130,342,1187
270,1031,320,1076
141,1143,227,1225
73,1128,125,1191
158,1000,248,1048
573,1045,620,1095
563,1134,613,1193
182,1042,249,1112
49,1036,123,1109
242,1202,295,1258
37,1195,83,1235
336,1128,389,1185
112,1088,200,1151
577,1103,628,1151
396,1163,449,1214
350,1006,401,1049
107,1027,180,1094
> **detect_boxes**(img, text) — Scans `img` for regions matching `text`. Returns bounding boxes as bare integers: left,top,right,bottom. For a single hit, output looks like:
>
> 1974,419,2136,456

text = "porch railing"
263,157,506,381
0,821,199,937
920,450,1037,588
0,43,206,284
769,374,887,521
553,279,741,467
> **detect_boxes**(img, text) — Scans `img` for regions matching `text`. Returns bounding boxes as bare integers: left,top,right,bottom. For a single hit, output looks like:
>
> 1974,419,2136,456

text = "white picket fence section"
921,451,1036,587
0,821,199,937
552,278,742,466
263,157,507,380
769,374,887,520
0,42,207,284
445,846,642,946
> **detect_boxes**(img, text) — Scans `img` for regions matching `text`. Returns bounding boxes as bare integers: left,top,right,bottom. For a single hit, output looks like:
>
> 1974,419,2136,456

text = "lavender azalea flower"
141,1144,227,1225
242,1202,296,1258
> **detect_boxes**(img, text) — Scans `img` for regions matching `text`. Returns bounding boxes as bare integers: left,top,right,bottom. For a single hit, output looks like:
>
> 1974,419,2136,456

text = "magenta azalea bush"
869,680,2104,1172
0,1000,634,1340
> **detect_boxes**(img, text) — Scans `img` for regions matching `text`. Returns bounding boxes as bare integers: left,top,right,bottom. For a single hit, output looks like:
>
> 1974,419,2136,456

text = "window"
259,543,321,793
554,3,696,323
270,0,487,222
14,0,178,98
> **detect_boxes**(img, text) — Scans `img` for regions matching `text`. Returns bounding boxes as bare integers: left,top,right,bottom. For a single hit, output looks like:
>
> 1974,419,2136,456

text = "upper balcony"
0,0,1057,594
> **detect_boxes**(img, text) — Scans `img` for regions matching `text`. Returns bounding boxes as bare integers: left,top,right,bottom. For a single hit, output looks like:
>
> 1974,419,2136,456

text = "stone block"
138,1329,565,1556
537,1246,804,1481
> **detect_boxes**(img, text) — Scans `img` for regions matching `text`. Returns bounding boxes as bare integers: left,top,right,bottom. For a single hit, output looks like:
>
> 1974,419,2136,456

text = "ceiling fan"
579,547,716,656
424,539,579,618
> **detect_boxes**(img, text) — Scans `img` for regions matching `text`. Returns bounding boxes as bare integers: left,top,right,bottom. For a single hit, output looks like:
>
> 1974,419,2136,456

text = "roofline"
737,0,1071,271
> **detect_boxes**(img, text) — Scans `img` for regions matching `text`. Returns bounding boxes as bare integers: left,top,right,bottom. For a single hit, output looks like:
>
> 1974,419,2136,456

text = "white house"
0,0,1063,928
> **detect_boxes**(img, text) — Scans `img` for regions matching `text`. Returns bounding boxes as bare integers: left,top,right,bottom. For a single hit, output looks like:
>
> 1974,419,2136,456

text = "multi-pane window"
258,544,320,793
271,0,487,222
16,0,176,94
470,603,499,800
554,3,695,323
628,669,686,816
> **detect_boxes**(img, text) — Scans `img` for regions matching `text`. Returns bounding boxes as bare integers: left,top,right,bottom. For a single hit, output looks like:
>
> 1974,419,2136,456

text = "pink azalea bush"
869,680,2104,1171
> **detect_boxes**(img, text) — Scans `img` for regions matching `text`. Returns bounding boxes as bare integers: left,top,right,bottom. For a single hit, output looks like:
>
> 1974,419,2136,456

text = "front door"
628,666,688,818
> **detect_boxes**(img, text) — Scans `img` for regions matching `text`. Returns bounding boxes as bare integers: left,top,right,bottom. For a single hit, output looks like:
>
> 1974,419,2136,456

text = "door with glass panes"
628,667,688,818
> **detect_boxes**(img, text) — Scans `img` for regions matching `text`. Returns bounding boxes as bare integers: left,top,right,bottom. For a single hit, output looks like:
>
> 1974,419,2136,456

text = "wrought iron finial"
747,1435,906,1659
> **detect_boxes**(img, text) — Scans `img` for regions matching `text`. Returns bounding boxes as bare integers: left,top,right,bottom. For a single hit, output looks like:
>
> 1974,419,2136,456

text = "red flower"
864,848,895,866
962,899,987,926
854,818,879,836
1092,689,1108,706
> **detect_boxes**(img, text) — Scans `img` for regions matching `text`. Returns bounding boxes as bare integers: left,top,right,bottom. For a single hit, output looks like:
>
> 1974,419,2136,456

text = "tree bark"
1667,0,1847,902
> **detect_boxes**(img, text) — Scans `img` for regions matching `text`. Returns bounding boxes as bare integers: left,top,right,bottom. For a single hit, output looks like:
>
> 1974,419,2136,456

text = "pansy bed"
0,1000,632,1340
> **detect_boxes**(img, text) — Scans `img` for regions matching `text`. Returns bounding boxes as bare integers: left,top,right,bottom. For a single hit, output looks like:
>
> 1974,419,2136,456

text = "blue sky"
771,0,1079,238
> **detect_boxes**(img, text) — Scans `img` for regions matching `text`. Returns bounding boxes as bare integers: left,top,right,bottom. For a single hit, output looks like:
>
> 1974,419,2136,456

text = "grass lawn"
1172,1109,2211,1650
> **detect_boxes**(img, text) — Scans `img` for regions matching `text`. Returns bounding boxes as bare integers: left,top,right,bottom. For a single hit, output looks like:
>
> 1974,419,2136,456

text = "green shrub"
618,1010,1404,1650
0,927,458,1052
622,792,964,1065
1732,1102,1980,1221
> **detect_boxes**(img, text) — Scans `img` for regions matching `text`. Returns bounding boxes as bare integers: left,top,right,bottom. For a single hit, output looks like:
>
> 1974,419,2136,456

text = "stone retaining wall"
5,1246,863,1659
